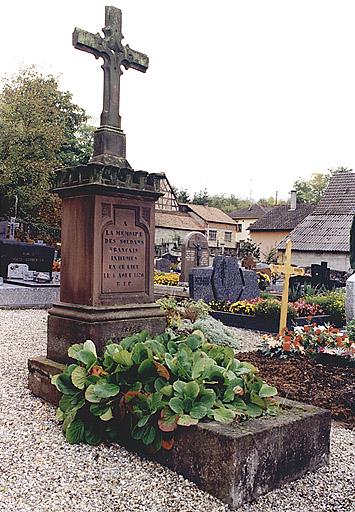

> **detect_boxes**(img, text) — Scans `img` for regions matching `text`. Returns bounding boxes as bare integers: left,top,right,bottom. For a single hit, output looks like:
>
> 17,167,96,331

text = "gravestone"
180,232,209,282
29,6,166,375
189,256,259,303
0,240,55,279
189,267,214,303
212,256,244,302
7,263,29,279
155,257,171,273
311,261,330,288
0,221,8,240
345,273,355,322
239,269,260,300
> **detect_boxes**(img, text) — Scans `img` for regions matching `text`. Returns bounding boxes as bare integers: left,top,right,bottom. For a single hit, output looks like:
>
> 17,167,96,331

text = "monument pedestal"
28,163,166,400
47,301,166,364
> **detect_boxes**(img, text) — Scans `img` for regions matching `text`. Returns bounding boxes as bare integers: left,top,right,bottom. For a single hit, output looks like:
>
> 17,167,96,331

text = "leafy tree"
172,187,190,203
239,240,260,261
293,167,352,204
192,188,209,205
0,66,93,233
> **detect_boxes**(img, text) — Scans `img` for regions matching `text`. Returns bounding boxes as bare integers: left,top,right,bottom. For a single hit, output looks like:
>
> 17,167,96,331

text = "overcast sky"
1,0,355,200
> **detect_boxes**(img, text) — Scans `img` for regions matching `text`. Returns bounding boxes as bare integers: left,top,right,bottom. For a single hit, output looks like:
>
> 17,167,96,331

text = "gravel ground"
0,309,354,512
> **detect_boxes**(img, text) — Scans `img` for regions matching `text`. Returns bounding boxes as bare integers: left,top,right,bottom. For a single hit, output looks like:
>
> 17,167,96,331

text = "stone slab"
27,359,330,509
189,267,214,302
156,399,330,509
0,283,60,308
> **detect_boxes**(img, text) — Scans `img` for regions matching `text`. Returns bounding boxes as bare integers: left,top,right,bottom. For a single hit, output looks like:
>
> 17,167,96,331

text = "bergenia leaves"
53,328,279,451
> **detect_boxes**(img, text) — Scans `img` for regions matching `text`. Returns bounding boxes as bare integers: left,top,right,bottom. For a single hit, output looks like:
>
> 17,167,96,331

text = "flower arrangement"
257,272,271,291
259,324,355,360
209,300,232,312
154,271,179,286
229,299,262,315
52,259,61,272
292,299,323,317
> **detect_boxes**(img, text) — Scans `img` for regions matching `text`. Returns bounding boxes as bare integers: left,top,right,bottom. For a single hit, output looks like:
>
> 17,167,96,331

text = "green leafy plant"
346,319,355,341
254,298,297,322
303,291,345,325
52,330,279,451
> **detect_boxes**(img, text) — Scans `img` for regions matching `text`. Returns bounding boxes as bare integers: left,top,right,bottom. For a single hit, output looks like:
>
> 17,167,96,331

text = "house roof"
278,172,355,252
229,204,270,220
155,211,205,231
186,204,237,225
249,204,314,231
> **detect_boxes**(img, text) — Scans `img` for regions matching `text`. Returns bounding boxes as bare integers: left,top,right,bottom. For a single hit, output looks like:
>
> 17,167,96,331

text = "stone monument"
180,232,209,282
29,6,166,398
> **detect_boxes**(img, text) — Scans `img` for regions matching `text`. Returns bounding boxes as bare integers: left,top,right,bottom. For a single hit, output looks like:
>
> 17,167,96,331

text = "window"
224,231,232,243
237,223,242,233
209,229,217,241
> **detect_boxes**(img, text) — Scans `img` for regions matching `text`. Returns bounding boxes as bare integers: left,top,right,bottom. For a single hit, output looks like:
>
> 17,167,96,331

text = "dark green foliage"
52,330,279,452
0,66,94,232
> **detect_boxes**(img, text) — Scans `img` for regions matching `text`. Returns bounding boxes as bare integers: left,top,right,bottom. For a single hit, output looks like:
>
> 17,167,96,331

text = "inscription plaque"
102,208,147,294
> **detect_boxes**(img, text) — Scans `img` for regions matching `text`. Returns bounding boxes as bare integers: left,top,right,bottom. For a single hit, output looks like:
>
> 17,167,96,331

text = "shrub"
259,324,355,360
192,316,241,350
158,298,210,327
154,272,179,286
52,331,279,451
346,319,355,341
254,298,297,321
303,291,345,325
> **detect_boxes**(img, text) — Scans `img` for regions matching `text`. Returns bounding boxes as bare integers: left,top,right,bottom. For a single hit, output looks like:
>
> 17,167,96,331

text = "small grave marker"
270,240,304,335
180,232,209,282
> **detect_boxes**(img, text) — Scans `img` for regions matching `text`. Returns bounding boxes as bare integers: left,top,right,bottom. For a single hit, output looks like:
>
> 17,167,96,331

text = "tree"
172,187,190,203
293,167,352,204
0,66,94,232
192,188,209,205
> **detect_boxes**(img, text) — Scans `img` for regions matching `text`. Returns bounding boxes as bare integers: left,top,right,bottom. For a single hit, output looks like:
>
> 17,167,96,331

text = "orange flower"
303,326,310,333
283,341,291,352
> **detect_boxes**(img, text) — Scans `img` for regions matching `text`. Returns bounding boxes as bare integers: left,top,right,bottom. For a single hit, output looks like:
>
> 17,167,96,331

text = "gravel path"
0,309,353,512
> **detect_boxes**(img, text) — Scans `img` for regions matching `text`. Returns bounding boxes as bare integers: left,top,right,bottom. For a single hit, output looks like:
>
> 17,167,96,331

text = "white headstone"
345,273,355,322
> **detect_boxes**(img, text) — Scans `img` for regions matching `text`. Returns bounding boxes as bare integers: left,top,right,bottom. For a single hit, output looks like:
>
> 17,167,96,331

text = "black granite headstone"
189,267,214,302
212,256,244,302
0,240,55,279
240,269,260,300
155,258,171,273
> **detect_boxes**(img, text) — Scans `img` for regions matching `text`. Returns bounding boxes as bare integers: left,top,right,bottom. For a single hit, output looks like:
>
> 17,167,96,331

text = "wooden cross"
73,6,149,129
270,240,304,335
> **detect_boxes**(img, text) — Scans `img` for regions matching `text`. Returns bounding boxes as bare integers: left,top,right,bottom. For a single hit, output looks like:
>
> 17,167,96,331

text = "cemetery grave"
22,5,336,510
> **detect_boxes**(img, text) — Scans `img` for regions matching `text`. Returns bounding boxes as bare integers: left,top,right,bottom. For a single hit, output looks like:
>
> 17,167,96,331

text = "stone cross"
73,6,149,164
270,240,304,335
9,217,19,240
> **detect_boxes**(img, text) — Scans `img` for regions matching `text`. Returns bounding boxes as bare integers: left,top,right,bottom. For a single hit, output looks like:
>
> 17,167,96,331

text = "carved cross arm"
123,45,149,72
73,28,105,59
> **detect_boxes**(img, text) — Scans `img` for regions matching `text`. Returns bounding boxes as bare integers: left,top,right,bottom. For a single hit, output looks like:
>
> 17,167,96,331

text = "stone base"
47,301,167,364
156,399,330,509
0,283,59,309
27,359,331,510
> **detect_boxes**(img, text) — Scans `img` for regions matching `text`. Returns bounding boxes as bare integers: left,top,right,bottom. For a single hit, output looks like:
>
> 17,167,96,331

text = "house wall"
235,218,258,243
250,230,290,261
278,250,351,272
155,227,204,249
206,221,237,252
